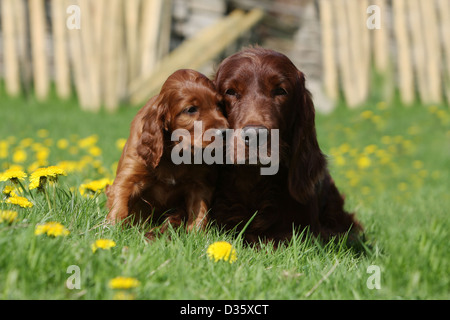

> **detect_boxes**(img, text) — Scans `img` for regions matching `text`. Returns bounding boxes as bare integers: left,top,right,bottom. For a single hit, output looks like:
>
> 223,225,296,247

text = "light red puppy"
106,69,228,237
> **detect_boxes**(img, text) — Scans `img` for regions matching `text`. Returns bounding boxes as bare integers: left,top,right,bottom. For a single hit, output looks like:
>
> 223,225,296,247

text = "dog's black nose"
242,126,269,146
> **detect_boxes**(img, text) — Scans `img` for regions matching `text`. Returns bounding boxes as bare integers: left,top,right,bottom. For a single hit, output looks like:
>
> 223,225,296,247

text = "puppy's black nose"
242,126,269,146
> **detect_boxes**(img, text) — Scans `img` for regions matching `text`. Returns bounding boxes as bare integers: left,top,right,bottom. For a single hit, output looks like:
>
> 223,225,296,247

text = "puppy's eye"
225,89,237,96
273,87,287,96
184,106,198,114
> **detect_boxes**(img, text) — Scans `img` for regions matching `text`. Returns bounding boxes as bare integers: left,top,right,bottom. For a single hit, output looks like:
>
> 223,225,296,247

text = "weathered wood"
29,0,49,101
139,0,163,77
1,0,20,96
420,0,442,104
102,0,122,111
393,0,415,105
319,0,338,101
437,0,450,106
51,0,71,99
128,9,251,105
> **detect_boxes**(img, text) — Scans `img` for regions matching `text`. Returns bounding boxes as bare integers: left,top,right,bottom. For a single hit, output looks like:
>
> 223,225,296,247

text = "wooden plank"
190,8,264,70
358,0,371,104
319,0,338,101
124,0,141,84
393,0,415,105
128,9,247,105
372,0,389,73
14,0,32,96
139,0,163,77
157,0,173,61
334,0,358,107
1,0,21,96
51,0,71,99
67,0,89,108
102,0,122,111
79,0,101,110
408,0,429,104
29,0,49,101
437,0,450,106
420,0,442,104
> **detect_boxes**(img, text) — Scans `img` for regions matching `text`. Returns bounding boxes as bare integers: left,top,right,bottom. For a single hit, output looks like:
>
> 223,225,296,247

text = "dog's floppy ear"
288,71,327,203
137,96,168,169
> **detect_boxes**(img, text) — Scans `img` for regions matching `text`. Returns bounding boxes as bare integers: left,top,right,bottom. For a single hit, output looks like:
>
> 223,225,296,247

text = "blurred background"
1,0,449,113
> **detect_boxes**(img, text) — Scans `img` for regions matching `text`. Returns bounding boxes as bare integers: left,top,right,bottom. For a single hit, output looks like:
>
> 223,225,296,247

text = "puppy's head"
138,69,228,168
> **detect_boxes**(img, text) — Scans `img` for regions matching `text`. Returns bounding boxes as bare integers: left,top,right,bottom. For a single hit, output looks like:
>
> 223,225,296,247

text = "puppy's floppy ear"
288,71,326,203
137,96,168,168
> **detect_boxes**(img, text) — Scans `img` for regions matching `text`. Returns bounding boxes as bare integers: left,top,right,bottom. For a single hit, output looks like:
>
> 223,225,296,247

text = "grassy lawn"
0,90,448,300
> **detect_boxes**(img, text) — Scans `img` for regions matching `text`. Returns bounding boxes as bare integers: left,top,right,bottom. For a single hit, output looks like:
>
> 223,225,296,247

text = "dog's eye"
273,87,288,96
184,106,198,114
225,89,237,96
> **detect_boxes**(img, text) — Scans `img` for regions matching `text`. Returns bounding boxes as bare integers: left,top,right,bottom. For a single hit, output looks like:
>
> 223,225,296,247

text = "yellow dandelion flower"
357,156,371,169
91,239,116,253
431,171,440,180
361,186,371,195
19,138,33,148
0,210,18,224
13,149,27,163
29,166,66,190
398,182,408,192
412,160,424,170
2,185,19,197
207,241,237,263
335,155,346,167
113,291,135,300
381,136,391,145
428,105,438,114
360,110,374,119
376,101,388,110
363,144,377,155
35,222,70,237
37,129,49,138
56,161,79,174
116,139,127,151
418,170,428,178
338,143,351,154
0,168,27,183
108,277,140,290
57,139,69,149
5,196,33,208
79,178,112,197
78,135,98,149
89,146,102,157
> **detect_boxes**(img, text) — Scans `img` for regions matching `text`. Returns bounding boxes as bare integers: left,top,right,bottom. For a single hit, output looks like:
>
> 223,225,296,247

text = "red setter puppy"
211,47,362,244
106,69,228,236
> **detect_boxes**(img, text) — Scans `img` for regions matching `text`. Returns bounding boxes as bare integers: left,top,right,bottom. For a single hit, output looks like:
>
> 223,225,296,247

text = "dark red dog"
211,47,362,244
106,69,228,235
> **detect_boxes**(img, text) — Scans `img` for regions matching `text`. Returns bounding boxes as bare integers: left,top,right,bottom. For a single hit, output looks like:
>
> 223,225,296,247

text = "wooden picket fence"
0,0,263,111
1,0,449,110
319,0,450,107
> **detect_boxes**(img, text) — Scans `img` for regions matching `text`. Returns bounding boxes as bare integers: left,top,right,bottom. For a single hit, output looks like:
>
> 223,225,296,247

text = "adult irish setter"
211,47,362,244
106,69,228,236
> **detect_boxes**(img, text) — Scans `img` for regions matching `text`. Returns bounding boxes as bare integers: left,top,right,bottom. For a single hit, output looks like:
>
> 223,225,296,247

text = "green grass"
0,91,449,300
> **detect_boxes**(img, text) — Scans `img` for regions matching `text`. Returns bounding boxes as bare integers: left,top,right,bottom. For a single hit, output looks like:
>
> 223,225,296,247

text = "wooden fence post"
125,0,141,86
102,0,122,111
139,0,163,77
393,0,415,105
1,0,21,96
319,0,338,101
437,0,450,106
29,0,49,101
51,0,71,100
420,0,442,104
